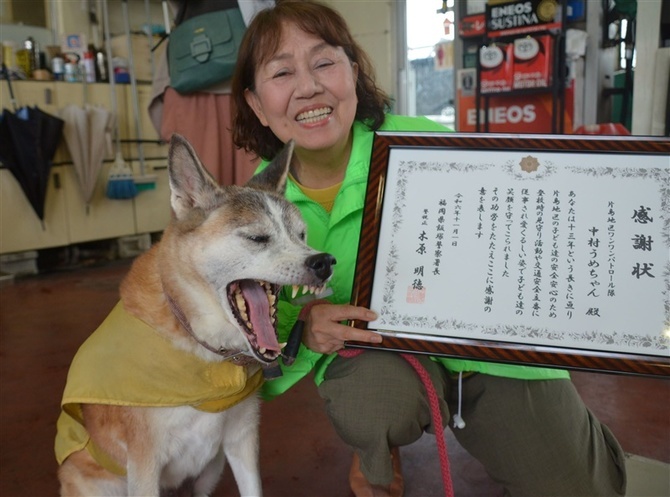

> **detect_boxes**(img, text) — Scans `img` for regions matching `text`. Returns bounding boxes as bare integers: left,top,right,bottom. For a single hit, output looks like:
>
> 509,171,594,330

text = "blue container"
567,0,585,21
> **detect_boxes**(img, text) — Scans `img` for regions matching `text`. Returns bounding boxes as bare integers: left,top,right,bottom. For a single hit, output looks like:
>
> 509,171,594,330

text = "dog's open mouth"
227,279,282,363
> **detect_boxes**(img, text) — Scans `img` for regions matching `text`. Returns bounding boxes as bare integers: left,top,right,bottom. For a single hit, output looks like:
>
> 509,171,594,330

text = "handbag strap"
175,0,239,25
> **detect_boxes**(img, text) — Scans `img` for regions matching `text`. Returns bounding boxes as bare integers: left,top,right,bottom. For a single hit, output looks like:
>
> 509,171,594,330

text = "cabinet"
0,166,69,253
0,80,170,255
132,160,171,234
61,161,137,243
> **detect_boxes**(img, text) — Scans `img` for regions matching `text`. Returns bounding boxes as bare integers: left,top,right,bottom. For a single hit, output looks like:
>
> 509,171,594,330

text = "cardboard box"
513,34,553,89
480,43,513,93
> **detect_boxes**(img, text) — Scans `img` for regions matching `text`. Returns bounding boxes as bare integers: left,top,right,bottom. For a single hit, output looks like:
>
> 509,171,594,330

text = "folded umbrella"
0,105,64,227
60,104,114,211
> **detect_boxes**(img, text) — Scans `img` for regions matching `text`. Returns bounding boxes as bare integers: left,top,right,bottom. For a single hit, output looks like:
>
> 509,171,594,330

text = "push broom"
122,0,156,193
103,0,137,200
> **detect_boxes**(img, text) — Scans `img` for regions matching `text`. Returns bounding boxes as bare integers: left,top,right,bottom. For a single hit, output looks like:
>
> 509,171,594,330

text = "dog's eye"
248,234,270,244
299,231,306,242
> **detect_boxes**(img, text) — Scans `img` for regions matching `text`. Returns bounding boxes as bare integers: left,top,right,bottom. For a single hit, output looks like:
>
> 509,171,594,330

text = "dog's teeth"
292,285,299,298
316,285,324,295
259,347,267,354
279,342,287,348
303,285,310,295
268,293,276,305
270,315,275,324
236,293,246,310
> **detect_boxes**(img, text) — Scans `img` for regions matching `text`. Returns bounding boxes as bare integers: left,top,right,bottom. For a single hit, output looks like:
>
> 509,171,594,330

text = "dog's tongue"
240,281,281,351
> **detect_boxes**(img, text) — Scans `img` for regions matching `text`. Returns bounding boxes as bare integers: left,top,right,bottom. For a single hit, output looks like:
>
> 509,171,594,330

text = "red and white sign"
457,68,574,133
480,43,514,93
459,14,486,38
513,34,553,89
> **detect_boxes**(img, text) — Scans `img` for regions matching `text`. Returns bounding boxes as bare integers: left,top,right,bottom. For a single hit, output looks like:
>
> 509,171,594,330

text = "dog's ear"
246,140,294,194
167,134,221,219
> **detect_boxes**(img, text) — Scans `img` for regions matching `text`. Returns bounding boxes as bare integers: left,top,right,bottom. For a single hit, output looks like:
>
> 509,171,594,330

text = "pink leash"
287,300,455,497
338,348,455,497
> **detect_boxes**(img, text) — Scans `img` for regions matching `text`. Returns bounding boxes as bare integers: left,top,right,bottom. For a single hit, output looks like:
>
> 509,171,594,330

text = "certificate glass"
349,133,670,377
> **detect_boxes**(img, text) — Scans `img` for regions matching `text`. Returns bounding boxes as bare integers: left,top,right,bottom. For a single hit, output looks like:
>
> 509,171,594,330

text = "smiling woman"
232,1,391,164
242,24,359,187
229,3,627,497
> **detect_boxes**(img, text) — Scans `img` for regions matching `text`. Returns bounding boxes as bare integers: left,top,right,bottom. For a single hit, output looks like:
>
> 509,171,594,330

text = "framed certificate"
349,132,670,377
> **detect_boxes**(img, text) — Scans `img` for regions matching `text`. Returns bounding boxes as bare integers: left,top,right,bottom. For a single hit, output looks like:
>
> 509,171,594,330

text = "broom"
123,0,156,192
106,150,137,199
102,0,138,200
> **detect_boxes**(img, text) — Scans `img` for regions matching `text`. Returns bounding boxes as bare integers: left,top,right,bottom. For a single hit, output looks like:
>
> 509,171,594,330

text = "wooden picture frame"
349,132,670,377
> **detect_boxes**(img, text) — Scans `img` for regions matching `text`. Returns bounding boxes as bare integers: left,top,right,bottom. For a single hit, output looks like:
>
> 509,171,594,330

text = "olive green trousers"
318,350,626,497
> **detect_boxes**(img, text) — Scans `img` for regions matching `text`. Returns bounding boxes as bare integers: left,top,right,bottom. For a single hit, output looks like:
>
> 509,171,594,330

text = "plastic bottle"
64,61,81,82
94,48,108,82
22,37,37,77
82,51,96,83
2,41,16,70
15,48,31,77
51,56,65,81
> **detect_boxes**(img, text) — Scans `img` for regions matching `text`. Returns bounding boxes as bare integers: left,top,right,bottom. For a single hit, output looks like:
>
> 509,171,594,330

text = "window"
401,0,456,127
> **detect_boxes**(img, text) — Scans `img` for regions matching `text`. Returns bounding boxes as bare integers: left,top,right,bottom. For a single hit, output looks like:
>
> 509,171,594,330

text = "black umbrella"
0,65,64,227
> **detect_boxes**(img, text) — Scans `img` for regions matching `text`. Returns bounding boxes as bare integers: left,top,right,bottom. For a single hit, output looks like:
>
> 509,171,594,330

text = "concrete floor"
0,259,668,496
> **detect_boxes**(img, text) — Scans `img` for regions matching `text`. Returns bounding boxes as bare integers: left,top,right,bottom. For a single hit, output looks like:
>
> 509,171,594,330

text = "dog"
55,134,336,496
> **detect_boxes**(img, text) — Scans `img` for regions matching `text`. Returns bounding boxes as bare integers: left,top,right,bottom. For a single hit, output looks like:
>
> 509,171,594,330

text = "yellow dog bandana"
55,301,263,475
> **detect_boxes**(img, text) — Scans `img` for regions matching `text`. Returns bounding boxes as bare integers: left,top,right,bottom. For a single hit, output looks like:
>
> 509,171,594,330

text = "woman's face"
245,23,359,156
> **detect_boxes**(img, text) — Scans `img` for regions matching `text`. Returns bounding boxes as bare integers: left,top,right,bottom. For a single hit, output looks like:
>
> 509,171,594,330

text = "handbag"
168,5,246,94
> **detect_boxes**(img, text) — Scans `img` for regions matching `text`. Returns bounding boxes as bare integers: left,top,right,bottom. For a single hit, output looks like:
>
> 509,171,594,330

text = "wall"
51,0,397,99
0,0,47,26
51,0,165,48
325,0,396,99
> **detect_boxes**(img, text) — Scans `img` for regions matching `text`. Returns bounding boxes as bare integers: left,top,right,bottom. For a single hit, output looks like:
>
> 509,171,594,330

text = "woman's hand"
302,304,381,354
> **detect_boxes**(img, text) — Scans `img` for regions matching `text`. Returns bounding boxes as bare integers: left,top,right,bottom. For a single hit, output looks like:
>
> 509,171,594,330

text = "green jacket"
258,115,569,400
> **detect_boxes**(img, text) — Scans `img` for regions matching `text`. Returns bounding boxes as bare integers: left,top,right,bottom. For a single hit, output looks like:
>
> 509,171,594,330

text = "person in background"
231,2,627,496
148,0,273,185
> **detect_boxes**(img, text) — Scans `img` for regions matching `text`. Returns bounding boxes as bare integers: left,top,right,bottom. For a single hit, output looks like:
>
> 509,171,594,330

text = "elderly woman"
231,2,627,496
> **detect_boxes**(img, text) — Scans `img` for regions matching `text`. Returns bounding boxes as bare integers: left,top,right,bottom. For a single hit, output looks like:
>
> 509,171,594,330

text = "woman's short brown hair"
231,0,392,160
